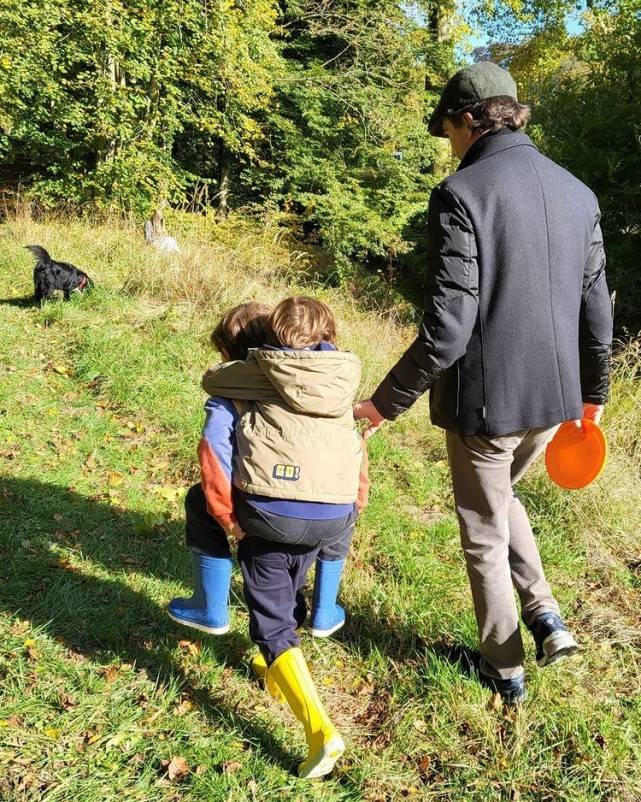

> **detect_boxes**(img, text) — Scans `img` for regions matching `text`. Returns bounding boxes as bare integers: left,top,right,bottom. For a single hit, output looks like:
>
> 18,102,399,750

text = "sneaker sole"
537,629,579,667
298,737,345,779
167,611,229,635
310,619,345,638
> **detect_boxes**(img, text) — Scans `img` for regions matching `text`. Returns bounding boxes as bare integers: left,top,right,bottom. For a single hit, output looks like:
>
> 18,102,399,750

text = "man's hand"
573,402,604,429
353,399,387,440
225,521,246,541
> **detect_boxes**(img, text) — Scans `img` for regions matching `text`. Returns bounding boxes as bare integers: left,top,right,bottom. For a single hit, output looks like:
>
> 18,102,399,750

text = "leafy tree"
0,0,464,276
475,0,641,331
0,0,280,215
242,0,460,276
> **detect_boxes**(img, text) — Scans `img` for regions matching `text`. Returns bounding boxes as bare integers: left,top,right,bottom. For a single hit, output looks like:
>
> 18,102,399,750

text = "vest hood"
250,349,361,417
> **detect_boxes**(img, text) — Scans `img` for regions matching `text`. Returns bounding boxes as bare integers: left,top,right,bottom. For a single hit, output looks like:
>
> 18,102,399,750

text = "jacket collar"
457,128,537,171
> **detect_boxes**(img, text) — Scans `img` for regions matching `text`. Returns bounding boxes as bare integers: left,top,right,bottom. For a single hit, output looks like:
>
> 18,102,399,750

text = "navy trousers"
184,483,356,662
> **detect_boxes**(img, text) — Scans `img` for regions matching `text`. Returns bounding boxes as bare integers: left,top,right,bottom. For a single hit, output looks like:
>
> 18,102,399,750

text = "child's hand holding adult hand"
353,399,387,440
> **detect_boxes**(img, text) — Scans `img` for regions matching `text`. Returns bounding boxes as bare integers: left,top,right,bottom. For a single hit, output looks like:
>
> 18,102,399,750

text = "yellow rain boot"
267,647,344,779
250,652,286,704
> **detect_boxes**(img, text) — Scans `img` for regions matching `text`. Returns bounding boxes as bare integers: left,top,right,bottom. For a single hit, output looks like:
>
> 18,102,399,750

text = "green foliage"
0,0,463,273
0,0,281,216
240,1,453,274
491,1,641,332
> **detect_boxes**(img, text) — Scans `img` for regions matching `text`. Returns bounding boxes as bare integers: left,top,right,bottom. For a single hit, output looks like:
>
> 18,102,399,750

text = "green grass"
1,213,640,801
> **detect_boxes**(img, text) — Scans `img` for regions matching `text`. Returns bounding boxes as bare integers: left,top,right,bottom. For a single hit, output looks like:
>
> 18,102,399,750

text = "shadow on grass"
0,475,479,789
337,602,478,678
0,476,298,775
1,473,478,667
0,295,35,308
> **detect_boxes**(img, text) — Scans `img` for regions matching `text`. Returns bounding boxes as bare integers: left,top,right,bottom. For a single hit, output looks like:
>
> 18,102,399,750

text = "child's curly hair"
269,296,337,349
211,302,272,360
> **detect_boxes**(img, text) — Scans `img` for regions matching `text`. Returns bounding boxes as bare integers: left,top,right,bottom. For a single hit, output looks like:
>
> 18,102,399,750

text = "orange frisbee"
545,418,607,490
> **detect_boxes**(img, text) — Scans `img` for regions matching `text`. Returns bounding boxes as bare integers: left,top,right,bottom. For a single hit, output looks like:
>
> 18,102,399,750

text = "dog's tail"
25,245,52,264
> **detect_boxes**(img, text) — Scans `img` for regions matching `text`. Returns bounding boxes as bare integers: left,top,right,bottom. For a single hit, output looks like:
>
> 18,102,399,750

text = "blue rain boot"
310,559,346,638
168,552,232,635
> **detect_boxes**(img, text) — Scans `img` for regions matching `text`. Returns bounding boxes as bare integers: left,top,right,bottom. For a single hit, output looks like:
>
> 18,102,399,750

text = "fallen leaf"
60,693,77,710
178,640,201,658
102,664,120,683
172,699,194,717
220,761,242,775
412,719,427,733
53,513,63,522
195,764,207,776
418,754,431,774
108,470,124,486
164,755,189,781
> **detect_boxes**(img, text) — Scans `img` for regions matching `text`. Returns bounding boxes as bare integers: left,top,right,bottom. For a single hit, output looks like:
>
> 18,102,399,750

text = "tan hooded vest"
201,349,363,503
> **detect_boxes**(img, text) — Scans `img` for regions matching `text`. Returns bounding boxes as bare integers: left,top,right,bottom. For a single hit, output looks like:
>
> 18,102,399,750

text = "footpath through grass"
1,214,640,802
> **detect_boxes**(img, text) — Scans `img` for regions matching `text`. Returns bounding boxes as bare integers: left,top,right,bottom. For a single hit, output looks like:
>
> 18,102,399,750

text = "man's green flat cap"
428,61,518,137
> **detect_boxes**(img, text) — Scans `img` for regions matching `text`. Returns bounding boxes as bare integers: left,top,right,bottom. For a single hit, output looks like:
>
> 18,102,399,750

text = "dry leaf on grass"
23,639,39,660
108,470,124,486
220,761,242,775
172,699,194,717
178,640,201,657
59,693,77,710
161,755,189,781
101,664,121,683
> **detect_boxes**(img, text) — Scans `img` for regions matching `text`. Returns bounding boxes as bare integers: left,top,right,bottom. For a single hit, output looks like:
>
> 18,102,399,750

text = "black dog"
26,245,93,303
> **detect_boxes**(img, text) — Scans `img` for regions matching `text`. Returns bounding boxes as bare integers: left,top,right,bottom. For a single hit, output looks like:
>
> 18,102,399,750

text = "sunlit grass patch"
1,213,640,801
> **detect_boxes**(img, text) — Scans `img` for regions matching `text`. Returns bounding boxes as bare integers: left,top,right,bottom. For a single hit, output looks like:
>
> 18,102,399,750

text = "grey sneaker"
529,612,579,667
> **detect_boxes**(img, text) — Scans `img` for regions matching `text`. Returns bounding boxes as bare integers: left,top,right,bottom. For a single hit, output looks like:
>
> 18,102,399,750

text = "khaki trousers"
446,426,561,680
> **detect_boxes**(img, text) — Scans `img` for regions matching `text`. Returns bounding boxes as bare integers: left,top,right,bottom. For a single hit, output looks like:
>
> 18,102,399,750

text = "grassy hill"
1,212,640,802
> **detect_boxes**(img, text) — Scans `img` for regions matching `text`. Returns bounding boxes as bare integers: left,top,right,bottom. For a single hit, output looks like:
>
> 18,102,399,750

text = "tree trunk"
217,142,230,218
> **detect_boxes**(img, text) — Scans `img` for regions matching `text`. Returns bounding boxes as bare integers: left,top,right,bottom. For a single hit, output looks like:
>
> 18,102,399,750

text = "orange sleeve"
198,438,235,530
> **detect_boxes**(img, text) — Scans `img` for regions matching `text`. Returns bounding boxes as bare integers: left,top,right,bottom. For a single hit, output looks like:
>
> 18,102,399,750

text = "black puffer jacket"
372,129,613,437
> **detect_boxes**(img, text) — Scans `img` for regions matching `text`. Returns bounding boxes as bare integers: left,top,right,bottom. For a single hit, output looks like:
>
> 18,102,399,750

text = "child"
167,302,271,634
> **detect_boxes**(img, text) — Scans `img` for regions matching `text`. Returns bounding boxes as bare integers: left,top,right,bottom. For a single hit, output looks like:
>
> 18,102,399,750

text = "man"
354,61,613,704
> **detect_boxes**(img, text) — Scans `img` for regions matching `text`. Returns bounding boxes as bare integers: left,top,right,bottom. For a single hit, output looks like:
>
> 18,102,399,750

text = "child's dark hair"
211,302,272,360
269,296,337,349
